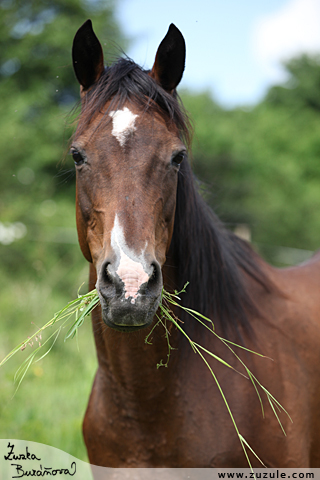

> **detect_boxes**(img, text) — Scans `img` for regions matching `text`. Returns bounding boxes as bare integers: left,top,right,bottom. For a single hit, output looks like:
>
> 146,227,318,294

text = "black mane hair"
75,56,274,339
168,160,274,339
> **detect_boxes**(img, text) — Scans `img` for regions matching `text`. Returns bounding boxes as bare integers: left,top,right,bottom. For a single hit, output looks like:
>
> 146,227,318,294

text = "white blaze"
110,215,149,303
109,107,138,147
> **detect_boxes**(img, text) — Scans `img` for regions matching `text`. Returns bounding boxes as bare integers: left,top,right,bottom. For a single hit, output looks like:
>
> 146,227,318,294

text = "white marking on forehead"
110,215,149,303
109,107,138,147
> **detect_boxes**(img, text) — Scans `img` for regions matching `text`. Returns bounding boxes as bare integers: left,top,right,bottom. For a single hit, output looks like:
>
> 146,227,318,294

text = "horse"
70,19,320,468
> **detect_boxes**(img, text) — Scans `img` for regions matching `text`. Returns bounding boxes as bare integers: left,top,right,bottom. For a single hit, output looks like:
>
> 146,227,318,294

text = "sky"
115,0,320,108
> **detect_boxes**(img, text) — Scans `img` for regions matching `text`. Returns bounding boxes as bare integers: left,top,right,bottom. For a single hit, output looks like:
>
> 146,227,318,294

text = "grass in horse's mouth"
0,284,291,470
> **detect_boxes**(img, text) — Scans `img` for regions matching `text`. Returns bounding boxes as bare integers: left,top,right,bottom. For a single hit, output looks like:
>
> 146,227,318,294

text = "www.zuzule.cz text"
218,472,314,479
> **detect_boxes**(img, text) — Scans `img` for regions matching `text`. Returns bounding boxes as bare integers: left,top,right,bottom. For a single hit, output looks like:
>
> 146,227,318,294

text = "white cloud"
252,0,320,82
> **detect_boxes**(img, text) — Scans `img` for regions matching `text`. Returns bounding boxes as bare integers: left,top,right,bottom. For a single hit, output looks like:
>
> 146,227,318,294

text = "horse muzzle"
96,258,163,331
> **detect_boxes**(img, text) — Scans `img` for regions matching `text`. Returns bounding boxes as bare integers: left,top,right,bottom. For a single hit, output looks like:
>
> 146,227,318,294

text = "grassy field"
0,251,97,462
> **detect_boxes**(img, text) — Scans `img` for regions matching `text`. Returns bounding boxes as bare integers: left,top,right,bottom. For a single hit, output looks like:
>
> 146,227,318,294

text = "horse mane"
168,160,275,339
76,56,274,340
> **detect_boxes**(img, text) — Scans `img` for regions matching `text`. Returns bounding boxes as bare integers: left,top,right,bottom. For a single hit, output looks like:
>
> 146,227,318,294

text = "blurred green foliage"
2,0,320,462
0,0,126,462
182,55,320,255
0,0,126,281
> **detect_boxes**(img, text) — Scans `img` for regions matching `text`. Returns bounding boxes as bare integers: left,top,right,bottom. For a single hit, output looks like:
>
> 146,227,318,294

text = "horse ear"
72,19,104,91
151,24,186,93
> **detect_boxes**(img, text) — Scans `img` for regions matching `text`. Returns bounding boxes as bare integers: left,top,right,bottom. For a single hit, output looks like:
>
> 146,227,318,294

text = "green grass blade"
1,288,100,390
239,434,266,467
64,295,99,340
35,327,62,363
193,342,248,378
13,355,36,397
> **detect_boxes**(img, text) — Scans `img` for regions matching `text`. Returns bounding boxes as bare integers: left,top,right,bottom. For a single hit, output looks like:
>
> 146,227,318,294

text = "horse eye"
70,148,85,166
172,152,185,167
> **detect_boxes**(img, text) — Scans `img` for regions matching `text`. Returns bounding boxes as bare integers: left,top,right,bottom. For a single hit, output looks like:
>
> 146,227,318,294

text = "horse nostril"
99,260,124,297
103,262,112,284
150,264,156,280
147,261,161,290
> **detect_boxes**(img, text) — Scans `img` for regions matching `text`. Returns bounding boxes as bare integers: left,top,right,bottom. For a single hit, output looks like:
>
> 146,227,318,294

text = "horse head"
71,20,188,332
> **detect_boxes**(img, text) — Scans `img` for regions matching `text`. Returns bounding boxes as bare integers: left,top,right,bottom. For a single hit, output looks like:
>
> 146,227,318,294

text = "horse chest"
83,364,254,467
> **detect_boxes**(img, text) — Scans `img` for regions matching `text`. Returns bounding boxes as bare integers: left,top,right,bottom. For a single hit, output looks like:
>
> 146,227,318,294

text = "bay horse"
71,20,320,468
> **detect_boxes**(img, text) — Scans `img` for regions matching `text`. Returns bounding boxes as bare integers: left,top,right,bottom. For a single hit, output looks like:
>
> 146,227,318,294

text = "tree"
181,53,320,259
266,54,320,111
0,0,126,281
